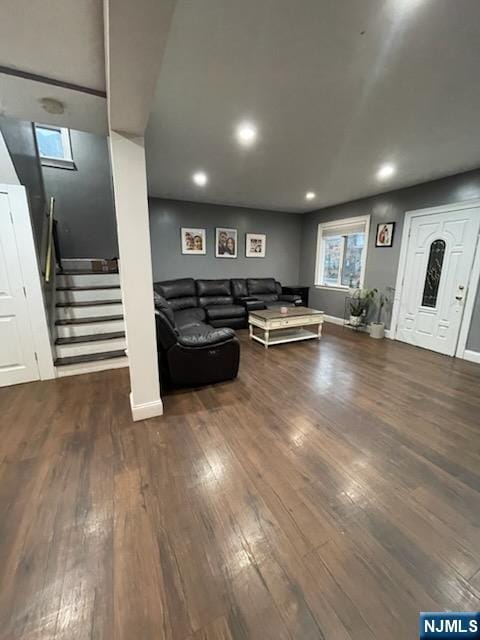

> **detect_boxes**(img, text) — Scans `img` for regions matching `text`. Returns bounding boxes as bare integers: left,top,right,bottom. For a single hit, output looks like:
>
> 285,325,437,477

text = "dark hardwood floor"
1,323,479,639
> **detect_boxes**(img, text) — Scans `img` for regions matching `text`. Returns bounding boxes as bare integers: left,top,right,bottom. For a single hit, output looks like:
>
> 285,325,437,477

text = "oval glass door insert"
422,239,446,308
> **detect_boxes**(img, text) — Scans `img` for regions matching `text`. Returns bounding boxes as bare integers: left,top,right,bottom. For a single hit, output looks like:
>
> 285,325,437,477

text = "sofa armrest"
177,328,235,348
234,296,266,311
279,294,302,303
234,296,258,303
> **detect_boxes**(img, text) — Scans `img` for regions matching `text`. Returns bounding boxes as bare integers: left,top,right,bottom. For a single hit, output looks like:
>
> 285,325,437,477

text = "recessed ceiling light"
377,163,396,181
305,191,316,200
236,122,257,146
192,171,208,186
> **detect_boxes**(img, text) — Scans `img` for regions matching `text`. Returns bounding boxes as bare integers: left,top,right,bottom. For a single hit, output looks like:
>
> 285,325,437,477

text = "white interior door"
0,192,40,386
396,206,480,356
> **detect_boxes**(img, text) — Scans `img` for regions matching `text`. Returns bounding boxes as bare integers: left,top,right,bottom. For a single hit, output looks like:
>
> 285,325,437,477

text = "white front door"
396,206,480,356
0,192,40,386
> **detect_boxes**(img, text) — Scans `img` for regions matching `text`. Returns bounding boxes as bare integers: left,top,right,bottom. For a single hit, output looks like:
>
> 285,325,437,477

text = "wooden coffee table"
248,306,324,348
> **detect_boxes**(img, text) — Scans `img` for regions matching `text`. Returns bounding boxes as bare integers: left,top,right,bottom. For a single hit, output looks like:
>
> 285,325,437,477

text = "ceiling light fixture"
39,97,65,115
236,121,257,146
305,191,316,200
377,163,396,181
192,171,208,186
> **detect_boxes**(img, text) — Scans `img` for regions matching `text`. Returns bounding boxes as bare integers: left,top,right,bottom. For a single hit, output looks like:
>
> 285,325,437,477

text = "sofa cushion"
173,307,207,329
154,278,199,311
253,293,278,303
155,278,196,300
169,296,199,311
179,324,211,336
247,278,277,295
199,295,234,308
205,304,246,321
177,327,235,348
196,279,232,297
231,278,248,298
243,299,266,312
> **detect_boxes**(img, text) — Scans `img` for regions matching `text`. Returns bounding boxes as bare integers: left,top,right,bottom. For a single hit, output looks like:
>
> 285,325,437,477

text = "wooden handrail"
45,196,55,283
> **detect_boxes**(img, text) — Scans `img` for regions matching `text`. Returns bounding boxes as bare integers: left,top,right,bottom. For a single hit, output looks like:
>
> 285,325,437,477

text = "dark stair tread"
55,350,126,367
56,331,125,345
56,315,124,326
58,269,119,275
56,299,122,307
56,285,121,291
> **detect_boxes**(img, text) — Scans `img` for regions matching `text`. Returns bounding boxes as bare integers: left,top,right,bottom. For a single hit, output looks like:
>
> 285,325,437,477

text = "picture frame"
181,227,206,255
215,227,238,258
375,222,395,248
246,233,266,258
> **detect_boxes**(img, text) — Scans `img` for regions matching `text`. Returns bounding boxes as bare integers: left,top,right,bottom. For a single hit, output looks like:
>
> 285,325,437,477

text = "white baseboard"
323,314,344,326
130,393,164,421
324,314,394,339
463,349,480,364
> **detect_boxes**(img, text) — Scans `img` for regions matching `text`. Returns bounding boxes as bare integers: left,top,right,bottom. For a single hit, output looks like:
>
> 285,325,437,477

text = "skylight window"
34,124,75,169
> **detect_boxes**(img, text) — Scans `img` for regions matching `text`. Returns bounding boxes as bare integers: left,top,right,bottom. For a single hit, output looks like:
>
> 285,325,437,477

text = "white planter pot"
369,322,385,339
349,314,362,326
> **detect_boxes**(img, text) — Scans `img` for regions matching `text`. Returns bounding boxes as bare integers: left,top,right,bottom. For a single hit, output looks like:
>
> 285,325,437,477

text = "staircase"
54,268,128,377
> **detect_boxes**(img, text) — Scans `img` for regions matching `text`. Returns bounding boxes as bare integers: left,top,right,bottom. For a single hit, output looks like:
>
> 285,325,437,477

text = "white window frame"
34,123,75,169
314,215,371,290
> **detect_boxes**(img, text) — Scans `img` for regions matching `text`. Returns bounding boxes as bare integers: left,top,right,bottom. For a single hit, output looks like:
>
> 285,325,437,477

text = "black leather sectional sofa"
153,277,301,387
154,277,302,329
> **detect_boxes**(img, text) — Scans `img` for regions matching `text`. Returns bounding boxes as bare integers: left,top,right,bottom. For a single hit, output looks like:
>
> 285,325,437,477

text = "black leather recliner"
154,293,240,387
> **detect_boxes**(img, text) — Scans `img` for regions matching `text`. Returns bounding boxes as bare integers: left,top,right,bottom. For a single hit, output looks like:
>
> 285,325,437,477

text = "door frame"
1,183,55,380
391,198,480,359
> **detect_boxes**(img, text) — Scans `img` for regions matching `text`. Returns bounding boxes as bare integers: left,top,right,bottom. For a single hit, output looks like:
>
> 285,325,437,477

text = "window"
315,215,370,289
34,124,75,169
421,239,446,308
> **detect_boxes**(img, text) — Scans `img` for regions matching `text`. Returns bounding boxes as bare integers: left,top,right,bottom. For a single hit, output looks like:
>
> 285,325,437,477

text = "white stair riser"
57,304,123,320
57,273,120,287
56,356,128,378
57,288,121,303
56,320,125,338
56,338,126,359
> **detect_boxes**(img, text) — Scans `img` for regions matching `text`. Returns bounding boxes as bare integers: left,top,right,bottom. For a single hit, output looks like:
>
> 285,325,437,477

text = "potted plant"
369,287,394,339
349,288,376,327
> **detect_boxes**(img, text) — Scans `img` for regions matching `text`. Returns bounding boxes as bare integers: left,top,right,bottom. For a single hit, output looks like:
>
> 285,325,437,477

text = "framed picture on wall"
181,228,206,254
375,222,395,247
215,227,237,258
246,233,266,258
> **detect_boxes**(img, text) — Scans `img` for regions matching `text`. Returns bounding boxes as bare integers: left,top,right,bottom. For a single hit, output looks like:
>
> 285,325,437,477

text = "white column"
109,130,162,421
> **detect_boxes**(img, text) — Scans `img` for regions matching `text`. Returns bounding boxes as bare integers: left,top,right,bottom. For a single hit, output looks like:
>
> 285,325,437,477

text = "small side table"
282,286,310,307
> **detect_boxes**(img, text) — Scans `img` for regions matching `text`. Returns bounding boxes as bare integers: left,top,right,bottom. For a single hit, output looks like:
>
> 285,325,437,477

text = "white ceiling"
0,0,107,134
0,0,105,91
0,75,108,135
145,0,480,212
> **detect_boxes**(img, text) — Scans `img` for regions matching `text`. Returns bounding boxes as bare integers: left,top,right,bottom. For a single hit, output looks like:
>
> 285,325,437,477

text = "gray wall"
149,198,302,284
299,169,480,350
468,280,480,351
41,130,118,259
0,116,46,254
